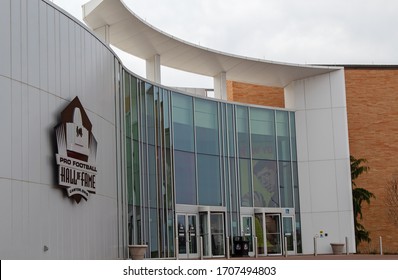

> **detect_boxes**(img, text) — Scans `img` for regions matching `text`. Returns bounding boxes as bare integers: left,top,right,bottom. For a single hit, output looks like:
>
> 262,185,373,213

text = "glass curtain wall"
222,104,239,239
290,112,302,253
123,68,301,257
237,106,252,207
250,108,278,208
195,99,221,206
172,93,196,205
124,70,175,258
276,111,293,208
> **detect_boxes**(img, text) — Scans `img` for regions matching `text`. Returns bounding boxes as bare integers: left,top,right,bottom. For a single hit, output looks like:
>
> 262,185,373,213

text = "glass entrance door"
241,215,253,254
255,212,295,255
254,213,265,255
177,214,198,259
210,213,225,256
265,214,282,255
199,212,225,257
283,216,296,254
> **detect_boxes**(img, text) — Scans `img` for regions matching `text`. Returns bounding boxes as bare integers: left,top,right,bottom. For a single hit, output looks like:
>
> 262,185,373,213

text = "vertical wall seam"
329,72,342,241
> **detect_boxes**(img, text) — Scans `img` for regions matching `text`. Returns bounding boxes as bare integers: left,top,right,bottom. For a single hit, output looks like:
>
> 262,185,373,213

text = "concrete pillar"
94,25,110,44
213,72,227,100
146,54,161,84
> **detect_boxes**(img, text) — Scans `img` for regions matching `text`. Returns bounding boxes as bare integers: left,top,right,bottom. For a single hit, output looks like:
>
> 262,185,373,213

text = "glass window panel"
221,103,227,156
125,73,134,206
210,213,225,256
227,104,235,156
134,206,141,244
276,111,290,161
128,205,134,244
166,148,173,209
172,93,194,152
237,106,250,158
229,157,237,212
279,161,293,208
148,145,157,208
188,215,198,254
290,112,297,161
162,90,170,131
250,108,274,134
276,111,289,133
254,214,265,254
174,150,196,205
199,213,210,256
131,77,139,140
168,210,175,257
198,154,221,206
177,215,186,254
295,214,302,254
154,87,161,145
146,84,155,145
126,137,133,204
162,90,171,152
231,212,239,237
195,99,219,155
150,208,159,258
283,217,294,251
265,215,281,254
140,81,146,141
133,140,140,206
224,157,230,210
124,72,131,138
293,162,300,211
292,162,302,253
239,158,252,207
252,160,279,207
250,108,276,160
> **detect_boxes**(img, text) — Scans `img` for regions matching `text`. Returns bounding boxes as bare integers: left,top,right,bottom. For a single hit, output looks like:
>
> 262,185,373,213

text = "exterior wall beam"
214,72,227,100
146,54,161,84
94,24,110,44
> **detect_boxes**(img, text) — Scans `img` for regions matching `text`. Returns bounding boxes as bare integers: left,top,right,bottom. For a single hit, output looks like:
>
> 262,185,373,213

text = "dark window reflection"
198,154,221,206
172,93,194,152
174,150,196,205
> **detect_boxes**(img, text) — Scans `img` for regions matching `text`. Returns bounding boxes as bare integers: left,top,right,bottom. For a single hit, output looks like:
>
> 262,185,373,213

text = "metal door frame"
176,213,199,259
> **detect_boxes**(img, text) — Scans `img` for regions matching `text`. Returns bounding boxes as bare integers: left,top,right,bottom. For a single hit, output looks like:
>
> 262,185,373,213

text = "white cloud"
52,0,398,85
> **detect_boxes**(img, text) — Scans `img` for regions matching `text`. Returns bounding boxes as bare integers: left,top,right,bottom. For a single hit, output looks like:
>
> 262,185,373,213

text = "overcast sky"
52,0,398,88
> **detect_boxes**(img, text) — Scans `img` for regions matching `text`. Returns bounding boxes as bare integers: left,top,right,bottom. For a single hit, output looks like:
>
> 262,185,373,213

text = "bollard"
226,236,230,259
200,236,204,260
345,236,349,255
176,237,179,260
380,236,383,255
313,236,318,256
284,236,288,258
254,236,258,258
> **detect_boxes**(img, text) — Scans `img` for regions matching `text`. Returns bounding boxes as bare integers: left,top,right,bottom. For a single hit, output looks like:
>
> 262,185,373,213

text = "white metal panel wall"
0,0,120,259
285,69,355,254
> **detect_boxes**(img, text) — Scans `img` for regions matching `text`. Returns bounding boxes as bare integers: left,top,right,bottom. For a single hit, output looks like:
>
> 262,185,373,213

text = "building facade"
124,71,301,258
0,0,354,259
228,67,398,254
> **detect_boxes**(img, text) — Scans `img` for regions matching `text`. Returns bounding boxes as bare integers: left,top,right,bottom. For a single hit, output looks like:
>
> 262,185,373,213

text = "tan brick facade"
227,81,284,108
345,67,398,253
228,67,398,253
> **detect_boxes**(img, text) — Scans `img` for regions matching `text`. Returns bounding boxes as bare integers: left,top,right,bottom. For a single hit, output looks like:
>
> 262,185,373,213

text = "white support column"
146,54,161,84
94,25,110,44
284,69,354,255
213,72,227,100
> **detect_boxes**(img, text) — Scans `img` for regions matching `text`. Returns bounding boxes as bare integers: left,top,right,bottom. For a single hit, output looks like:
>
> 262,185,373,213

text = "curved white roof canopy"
83,0,338,87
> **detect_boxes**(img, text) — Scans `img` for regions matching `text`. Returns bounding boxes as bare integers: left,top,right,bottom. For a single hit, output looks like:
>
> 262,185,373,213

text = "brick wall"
227,81,284,108
345,67,398,253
